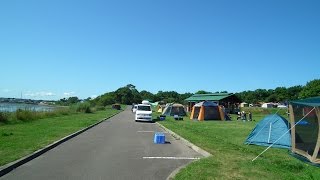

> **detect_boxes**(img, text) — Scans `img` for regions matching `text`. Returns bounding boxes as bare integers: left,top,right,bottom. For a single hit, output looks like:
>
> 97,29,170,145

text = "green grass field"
158,110,320,180
0,108,120,166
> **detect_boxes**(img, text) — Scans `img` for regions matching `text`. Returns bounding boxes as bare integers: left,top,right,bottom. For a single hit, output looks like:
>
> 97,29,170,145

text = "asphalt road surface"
1,107,202,180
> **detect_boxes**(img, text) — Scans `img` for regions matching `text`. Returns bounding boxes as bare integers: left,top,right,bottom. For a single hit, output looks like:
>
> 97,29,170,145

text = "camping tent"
156,105,165,113
262,103,273,108
240,102,249,107
289,96,320,165
245,114,291,148
190,101,224,121
162,103,187,116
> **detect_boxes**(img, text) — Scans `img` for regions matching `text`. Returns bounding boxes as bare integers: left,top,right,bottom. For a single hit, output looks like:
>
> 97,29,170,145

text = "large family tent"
162,103,187,116
190,101,224,121
245,114,291,148
289,96,320,165
156,105,165,113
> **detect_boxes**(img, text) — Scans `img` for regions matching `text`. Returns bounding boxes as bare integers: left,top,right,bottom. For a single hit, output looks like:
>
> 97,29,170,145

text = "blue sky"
1,0,319,100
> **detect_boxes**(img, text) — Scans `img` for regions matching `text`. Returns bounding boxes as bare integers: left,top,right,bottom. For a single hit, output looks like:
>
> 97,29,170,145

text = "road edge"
156,122,212,158
0,110,123,177
156,122,212,180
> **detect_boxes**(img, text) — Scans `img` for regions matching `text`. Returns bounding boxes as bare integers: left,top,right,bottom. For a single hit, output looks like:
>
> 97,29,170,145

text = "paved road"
1,107,202,180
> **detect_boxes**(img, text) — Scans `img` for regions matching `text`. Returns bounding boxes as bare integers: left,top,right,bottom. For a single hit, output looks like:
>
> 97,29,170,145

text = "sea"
0,103,56,112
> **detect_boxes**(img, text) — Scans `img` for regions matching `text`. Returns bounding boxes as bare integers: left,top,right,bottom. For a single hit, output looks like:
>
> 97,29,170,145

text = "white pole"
247,109,281,145
268,123,272,143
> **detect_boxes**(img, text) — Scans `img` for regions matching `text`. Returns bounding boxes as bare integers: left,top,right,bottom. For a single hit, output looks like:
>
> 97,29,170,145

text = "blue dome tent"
245,114,291,149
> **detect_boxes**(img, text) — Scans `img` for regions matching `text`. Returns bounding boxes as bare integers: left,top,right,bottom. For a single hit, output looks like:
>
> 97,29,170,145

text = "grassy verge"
157,113,320,180
0,108,120,166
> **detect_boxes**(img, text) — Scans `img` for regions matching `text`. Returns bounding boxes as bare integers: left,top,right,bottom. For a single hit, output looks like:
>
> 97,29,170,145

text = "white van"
135,104,152,122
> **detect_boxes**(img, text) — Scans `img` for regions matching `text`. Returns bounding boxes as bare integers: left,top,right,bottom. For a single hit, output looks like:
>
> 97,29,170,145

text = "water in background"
0,103,56,112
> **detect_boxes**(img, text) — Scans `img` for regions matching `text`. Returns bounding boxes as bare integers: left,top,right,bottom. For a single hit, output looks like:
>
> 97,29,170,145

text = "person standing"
248,111,252,121
243,111,247,121
237,111,241,120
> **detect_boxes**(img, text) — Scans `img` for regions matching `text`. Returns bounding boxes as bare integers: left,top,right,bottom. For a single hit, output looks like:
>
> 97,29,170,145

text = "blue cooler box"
154,132,165,144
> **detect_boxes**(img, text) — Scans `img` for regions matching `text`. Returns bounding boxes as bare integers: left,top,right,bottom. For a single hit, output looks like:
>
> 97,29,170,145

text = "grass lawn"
158,112,320,180
0,108,120,166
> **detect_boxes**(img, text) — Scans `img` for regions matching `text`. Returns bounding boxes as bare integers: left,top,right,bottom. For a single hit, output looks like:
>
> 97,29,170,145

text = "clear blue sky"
1,0,319,100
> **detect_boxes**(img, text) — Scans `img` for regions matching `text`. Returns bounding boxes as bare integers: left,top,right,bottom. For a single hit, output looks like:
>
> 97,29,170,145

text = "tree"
132,89,142,104
140,90,154,102
287,86,303,100
68,97,80,104
299,79,320,99
155,91,180,103
126,84,136,90
179,92,193,103
265,94,278,103
195,90,211,94
115,87,134,104
96,92,115,106
255,89,271,102
274,87,288,102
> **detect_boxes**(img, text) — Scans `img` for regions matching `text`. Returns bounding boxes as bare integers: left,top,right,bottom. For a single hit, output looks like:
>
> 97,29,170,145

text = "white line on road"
137,131,168,133
143,157,200,160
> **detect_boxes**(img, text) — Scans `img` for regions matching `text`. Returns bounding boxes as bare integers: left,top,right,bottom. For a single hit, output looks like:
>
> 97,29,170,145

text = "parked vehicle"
112,104,121,110
132,104,138,113
135,104,152,122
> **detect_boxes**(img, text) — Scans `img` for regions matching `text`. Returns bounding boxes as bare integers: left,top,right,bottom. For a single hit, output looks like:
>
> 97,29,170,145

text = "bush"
0,107,74,124
15,109,36,121
95,106,106,111
56,108,72,115
76,102,92,113
0,112,9,123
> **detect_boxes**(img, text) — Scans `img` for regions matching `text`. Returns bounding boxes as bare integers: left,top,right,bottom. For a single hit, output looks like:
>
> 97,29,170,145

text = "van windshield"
138,105,151,111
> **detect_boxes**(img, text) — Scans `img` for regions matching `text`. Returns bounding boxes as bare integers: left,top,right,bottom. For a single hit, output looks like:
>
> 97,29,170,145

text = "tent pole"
289,105,296,153
190,106,195,120
219,106,225,121
268,123,272,144
311,107,320,162
247,109,281,145
198,106,204,121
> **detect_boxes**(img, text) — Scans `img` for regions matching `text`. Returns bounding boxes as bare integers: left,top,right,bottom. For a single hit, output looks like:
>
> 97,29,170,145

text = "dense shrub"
95,106,106,111
0,112,9,123
1,104,95,124
75,102,92,113
55,108,72,115
16,109,36,121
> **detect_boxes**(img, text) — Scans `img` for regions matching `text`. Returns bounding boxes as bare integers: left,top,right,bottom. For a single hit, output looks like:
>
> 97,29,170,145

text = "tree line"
57,79,320,106
236,79,320,104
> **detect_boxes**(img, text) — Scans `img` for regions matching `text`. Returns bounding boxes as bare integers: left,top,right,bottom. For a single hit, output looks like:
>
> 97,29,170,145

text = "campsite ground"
157,108,320,180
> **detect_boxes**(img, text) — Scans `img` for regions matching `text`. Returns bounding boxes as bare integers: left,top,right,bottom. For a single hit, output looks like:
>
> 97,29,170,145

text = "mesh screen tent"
162,103,187,116
190,101,224,121
192,107,201,120
289,96,320,165
204,106,221,120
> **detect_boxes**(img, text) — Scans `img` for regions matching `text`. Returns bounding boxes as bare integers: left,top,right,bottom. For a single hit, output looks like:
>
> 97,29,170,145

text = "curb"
156,122,212,180
166,160,193,180
156,122,212,158
0,110,123,177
